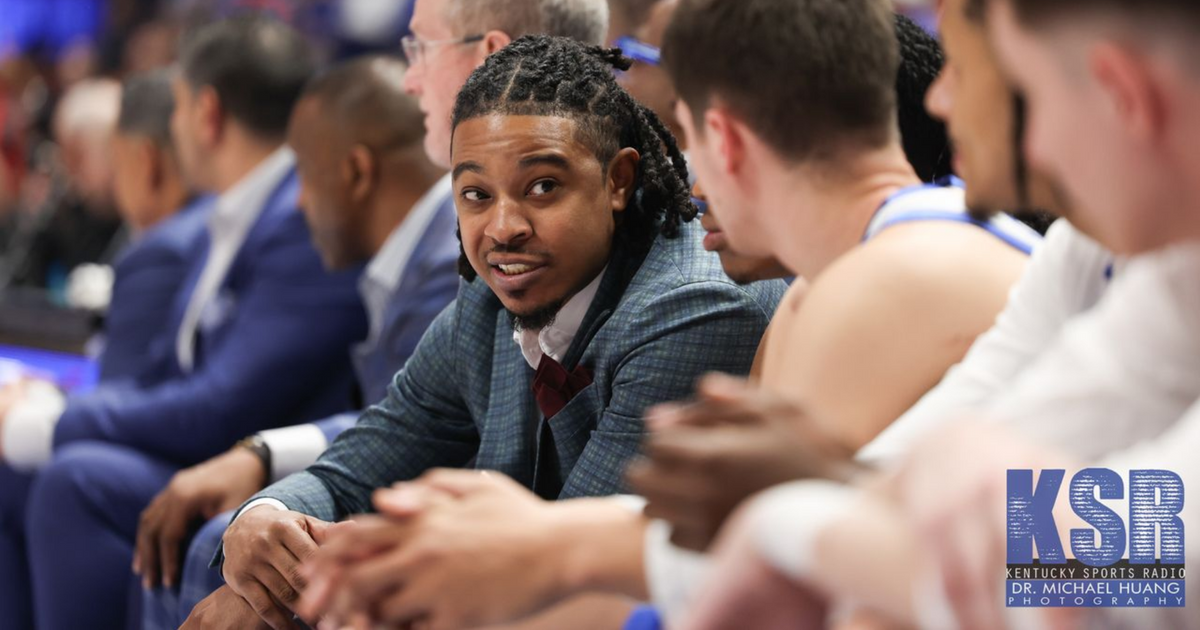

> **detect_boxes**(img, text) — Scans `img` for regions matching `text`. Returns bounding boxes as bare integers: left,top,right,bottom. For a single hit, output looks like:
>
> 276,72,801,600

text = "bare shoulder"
802,220,1028,329
768,221,1029,446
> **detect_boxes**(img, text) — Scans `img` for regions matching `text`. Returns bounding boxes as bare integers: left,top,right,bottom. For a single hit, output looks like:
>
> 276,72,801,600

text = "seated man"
101,69,211,383
135,55,461,629
295,6,1040,623
191,34,786,630
661,0,1200,626
0,17,370,630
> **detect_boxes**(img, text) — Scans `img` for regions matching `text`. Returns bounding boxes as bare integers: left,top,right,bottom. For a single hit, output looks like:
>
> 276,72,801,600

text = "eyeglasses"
401,33,485,66
615,36,661,66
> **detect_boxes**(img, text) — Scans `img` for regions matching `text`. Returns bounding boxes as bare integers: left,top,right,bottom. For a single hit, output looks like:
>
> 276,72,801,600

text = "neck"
364,158,447,257
774,143,920,280
135,170,193,234
209,128,281,194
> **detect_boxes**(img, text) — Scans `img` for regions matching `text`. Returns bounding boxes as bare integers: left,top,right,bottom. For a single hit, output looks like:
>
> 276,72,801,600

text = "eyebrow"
517,153,571,171
452,161,484,180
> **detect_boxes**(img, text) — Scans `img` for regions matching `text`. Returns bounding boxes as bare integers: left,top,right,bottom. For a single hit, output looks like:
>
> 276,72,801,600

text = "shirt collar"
363,173,452,296
359,174,453,340
514,266,606,370
211,146,295,235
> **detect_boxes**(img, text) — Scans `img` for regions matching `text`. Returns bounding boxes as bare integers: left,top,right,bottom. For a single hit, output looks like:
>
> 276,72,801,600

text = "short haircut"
444,0,609,46
299,56,425,153
662,0,899,164
118,69,176,147
179,14,315,140
894,14,952,182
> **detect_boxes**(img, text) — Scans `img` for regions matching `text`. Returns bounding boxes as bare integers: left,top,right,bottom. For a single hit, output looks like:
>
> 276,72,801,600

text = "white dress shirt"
254,174,454,482
177,147,296,372
0,147,296,472
513,267,605,370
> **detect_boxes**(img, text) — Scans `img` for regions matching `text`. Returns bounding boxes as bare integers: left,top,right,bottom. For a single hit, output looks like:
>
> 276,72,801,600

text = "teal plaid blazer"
253,220,786,519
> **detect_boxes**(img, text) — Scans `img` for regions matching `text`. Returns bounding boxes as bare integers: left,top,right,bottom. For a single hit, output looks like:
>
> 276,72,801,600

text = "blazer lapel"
475,306,540,488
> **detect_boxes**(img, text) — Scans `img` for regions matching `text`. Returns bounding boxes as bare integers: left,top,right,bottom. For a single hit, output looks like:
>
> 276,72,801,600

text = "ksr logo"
1007,468,1184,566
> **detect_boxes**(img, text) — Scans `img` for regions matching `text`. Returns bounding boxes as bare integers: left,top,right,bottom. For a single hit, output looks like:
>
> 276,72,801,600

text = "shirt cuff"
612,494,648,514
643,518,711,625
748,480,856,582
237,498,290,520
257,424,329,482
2,382,66,472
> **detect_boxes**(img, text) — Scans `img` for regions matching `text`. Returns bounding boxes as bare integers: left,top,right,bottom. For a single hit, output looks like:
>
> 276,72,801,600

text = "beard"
510,299,567,333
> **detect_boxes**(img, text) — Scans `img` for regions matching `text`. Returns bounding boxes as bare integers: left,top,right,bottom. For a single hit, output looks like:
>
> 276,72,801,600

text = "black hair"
117,69,176,147
450,35,697,281
894,13,953,182
179,14,315,140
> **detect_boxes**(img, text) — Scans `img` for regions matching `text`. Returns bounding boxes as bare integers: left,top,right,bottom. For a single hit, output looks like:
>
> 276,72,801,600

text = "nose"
403,62,423,95
484,197,533,246
925,66,952,123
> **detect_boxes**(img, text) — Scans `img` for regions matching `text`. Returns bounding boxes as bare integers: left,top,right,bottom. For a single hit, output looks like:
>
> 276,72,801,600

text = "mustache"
487,244,552,257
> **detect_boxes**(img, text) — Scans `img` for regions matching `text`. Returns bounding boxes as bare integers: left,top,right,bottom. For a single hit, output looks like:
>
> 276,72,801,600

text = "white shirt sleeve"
236,498,289,518
989,242,1200,462
859,221,1113,466
258,423,330,482
2,382,67,472
643,518,712,624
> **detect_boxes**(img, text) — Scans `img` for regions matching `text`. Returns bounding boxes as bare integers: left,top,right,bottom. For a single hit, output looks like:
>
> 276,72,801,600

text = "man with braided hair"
195,35,785,630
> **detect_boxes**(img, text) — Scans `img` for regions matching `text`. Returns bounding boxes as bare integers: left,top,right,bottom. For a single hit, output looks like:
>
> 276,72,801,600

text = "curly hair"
450,35,697,280
894,13,953,183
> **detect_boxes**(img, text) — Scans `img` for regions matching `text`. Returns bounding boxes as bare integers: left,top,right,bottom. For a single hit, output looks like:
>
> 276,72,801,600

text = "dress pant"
0,465,36,629
143,510,232,630
25,442,177,630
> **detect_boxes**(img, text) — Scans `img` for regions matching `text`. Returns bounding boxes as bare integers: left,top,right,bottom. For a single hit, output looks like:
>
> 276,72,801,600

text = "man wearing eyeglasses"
401,0,609,170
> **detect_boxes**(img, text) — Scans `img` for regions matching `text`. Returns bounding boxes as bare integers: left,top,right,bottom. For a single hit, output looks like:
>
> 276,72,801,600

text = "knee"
25,442,130,533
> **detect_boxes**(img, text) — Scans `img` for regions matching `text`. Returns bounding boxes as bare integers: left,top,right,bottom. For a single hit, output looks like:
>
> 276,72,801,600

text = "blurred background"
0,0,933,353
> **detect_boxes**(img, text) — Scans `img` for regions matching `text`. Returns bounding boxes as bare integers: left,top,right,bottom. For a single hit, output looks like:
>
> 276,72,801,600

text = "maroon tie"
531,355,593,419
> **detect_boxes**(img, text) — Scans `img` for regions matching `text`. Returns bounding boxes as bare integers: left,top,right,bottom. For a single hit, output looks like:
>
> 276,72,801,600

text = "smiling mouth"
495,263,541,276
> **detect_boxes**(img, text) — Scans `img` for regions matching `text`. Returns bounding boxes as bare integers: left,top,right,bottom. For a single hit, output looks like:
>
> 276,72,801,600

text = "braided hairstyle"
450,35,698,281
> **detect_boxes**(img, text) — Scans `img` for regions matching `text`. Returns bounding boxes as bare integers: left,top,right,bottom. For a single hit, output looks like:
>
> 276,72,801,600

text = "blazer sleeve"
382,251,461,377
245,300,479,522
52,218,367,466
558,280,778,499
98,243,191,383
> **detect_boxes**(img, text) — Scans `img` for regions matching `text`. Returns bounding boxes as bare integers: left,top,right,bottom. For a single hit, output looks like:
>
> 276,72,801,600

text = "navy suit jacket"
53,170,369,466
98,196,213,383
313,194,461,442
251,219,787,521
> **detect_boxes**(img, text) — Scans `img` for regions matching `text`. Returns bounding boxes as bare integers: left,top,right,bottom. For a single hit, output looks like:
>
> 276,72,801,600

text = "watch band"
236,434,273,484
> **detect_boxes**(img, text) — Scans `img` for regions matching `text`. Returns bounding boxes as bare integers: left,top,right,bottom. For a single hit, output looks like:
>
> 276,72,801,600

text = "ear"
1090,42,1165,145
480,30,511,59
344,144,377,205
703,106,746,178
196,86,224,147
607,147,640,213
143,140,165,192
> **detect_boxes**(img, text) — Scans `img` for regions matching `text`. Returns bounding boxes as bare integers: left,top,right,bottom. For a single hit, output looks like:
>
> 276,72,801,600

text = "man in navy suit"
100,69,211,384
0,16,369,630
134,55,461,629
